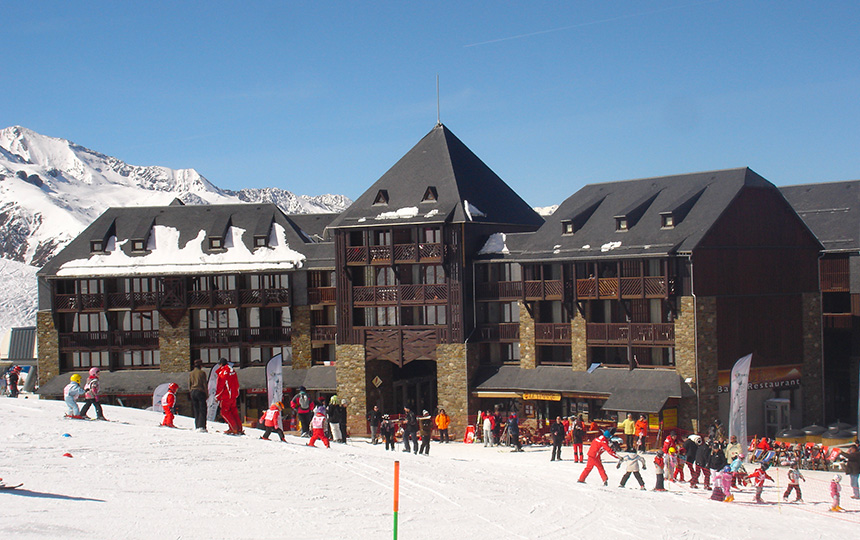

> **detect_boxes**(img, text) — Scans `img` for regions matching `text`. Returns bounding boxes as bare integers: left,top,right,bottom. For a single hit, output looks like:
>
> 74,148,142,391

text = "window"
131,239,147,252
90,240,105,253
209,237,224,250
422,186,438,202
373,189,389,205
561,220,574,235
615,217,628,232
661,213,675,229
254,235,268,248
120,350,160,368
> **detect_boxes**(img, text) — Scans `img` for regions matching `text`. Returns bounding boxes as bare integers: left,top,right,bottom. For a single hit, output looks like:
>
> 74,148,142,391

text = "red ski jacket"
215,365,239,402
587,435,618,460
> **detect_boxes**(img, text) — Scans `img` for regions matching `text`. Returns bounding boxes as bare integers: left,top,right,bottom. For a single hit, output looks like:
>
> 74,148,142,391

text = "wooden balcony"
308,286,336,305
311,325,337,343
586,323,674,346
55,287,291,312
576,277,672,299
823,313,853,329
352,284,448,306
534,323,571,344
190,326,291,347
345,242,443,265
476,323,520,342
238,288,291,307
350,326,448,365
475,280,563,301
58,330,159,351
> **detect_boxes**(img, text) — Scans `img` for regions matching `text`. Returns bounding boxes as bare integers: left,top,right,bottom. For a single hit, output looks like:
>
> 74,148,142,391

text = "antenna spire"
436,74,441,126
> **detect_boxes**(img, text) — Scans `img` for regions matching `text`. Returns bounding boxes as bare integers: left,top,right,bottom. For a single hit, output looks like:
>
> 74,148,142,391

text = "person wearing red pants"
307,408,330,448
161,382,179,427
577,430,619,485
215,359,244,435
571,414,585,463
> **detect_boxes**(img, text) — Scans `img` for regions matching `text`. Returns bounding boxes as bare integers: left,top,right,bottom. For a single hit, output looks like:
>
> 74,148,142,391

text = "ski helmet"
329,395,339,405
273,401,284,410
833,474,842,483
89,367,100,377
168,382,179,393
70,374,82,384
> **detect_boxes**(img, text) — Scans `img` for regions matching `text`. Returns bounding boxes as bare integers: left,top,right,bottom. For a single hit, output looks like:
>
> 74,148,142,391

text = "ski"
0,483,23,490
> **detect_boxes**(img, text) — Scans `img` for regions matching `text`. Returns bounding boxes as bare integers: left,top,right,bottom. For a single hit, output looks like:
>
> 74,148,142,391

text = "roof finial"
436,74,441,127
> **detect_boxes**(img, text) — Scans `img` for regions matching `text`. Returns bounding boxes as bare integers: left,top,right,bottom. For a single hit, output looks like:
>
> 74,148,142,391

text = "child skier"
617,451,647,490
830,474,843,512
653,450,666,491
63,374,85,418
161,382,179,427
748,465,774,503
259,402,286,442
783,462,805,502
380,414,396,451
667,447,679,482
80,367,107,420
307,407,330,448
718,466,735,502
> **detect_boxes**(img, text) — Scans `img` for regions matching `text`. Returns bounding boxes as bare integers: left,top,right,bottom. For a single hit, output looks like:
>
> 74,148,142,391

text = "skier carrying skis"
80,367,106,420
577,430,619,486
161,382,179,427
617,451,647,490
63,374,85,418
783,462,805,502
259,401,286,442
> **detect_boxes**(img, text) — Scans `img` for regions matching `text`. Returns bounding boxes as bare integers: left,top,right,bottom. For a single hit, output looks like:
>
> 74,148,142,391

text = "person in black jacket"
367,405,383,445
550,416,566,461
380,415,396,451
693,437,712,489
401,406,419,454
708,441,728,474
508,413,522,452
417,410,433,455
683,434,700,481
839,443,860,499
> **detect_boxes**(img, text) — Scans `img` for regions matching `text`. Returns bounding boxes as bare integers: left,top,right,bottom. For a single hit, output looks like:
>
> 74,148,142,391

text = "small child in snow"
161,383,179,427
617,451,647,490
307,408,330,448
667,447,679,482
718,466,734,502
830,474,843,512
653,450,666,491
80,367,106,420
783,463,805,502
63,374,85,418
380,415,396,451
259,402,286,442
748,465,773,503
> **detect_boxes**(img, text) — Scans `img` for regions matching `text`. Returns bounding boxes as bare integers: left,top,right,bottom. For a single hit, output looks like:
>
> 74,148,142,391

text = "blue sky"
4,1,860,207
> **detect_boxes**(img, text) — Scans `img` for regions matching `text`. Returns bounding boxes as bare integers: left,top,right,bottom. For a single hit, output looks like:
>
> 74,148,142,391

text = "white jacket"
620,453,646,472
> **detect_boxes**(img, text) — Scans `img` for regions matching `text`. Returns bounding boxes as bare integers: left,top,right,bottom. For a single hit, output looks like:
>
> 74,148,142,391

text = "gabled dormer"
208,216,232,251
90,219,116,254
614,192,660,232
373,189,389,206
130,217,156,253
561,197,604,235
659,186,707,229
422,186,438,203
253,212,275,248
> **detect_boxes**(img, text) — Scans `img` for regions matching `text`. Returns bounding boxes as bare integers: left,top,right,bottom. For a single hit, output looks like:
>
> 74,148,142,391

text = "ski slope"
0,397,857,539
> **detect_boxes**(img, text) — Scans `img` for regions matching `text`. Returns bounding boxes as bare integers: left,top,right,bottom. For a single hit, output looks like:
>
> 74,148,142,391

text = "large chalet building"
36,124,829,438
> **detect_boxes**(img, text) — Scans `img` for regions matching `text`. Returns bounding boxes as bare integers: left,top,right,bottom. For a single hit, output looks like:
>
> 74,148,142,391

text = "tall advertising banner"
206,366,220,422
266,354,284,407
728,353,753,458
152,383,170,412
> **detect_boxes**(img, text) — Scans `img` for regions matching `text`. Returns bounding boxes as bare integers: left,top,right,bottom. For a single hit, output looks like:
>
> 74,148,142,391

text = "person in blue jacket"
63,374,85,418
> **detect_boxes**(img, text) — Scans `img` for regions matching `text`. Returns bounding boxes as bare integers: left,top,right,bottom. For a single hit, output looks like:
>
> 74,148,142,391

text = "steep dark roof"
780,180,860,253
327,124,543,230
490,168,774,261
5,326,36,361
39,203,329,277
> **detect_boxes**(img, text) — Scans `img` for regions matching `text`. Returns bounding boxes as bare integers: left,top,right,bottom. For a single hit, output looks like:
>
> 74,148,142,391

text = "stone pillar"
291,305,312,370
37,311,60,387
336,344,367,436
571,315,588,371
801,292,824,424
518,301,536,369
437,343,478,440
158,311,190,373
674,295,718,433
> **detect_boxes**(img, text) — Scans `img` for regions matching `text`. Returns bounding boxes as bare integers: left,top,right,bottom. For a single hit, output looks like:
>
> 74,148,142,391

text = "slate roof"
5,326,36,362
326,124,543,230
39,203,331,277
473,365,684,413
485,167,776,262
780,180,860,253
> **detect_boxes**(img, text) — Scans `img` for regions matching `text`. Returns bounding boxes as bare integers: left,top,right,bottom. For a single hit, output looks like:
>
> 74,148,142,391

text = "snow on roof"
464,200,486,221
600,241,622,252
376,207,419,220
57,223,305,277
478,232,509,255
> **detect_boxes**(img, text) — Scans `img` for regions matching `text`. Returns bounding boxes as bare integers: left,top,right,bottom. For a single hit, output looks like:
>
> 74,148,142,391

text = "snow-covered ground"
0,259,37,336
1,397,857,539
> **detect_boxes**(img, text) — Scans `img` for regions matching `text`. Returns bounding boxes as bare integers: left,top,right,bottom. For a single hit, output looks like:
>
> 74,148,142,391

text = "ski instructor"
215,359,243,435
577,430,619,486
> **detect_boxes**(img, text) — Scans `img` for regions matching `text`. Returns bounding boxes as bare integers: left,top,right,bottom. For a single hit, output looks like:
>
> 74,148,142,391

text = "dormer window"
661,213,675,229
209,237,224,250
373,190,389,205
615,217,628,232
422,186,438,202
254,235,268,248
90,240,105,253
131,239,147,252
561,220,575,235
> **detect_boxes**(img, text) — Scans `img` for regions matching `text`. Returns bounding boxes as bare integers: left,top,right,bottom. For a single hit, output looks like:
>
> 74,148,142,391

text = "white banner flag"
206,366,220,422
152,382,170,412
728,353,753,459
266,354,284,407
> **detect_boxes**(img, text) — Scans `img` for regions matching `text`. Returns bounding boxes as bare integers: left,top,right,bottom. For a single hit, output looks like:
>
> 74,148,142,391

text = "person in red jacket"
748,465,774,503
259,401,286,442
161,382,179,428
307,408,330,448
215,359,243,435
577,430,619,485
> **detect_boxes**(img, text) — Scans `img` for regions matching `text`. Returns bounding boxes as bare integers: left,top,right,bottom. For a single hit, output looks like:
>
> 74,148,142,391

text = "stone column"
158,311,190,373
336,344,367,436
801,292,824,424
571,315,588,371
437,343,478,440
291,305,312,370
36,311,60,387
674,295,718,433
518,301,536,369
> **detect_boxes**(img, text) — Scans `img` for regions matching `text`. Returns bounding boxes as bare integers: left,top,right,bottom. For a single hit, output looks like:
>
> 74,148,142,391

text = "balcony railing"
476,323,520,342
352,284,448,306
190,326,291,346
308,286,336,304
586,323,674,346
576,276,671,299
346,243,443,265
55,287,291,312
312,325,337,342
58,330,159,350
534,323,571,343
476,280,563,301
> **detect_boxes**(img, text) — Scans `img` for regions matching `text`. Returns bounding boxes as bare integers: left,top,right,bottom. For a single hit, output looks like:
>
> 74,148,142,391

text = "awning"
601,388,670,414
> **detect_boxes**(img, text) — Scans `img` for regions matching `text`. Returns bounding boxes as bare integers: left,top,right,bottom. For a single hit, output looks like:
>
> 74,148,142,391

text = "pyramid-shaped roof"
327,124,543,230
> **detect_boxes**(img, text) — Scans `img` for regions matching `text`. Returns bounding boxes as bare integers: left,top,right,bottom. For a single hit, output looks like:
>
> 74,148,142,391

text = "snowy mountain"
0,125,351,333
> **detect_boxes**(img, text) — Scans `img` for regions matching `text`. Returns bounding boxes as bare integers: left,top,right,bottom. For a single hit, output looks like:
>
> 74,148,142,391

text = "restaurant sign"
522,392,561,401
717,364,801,393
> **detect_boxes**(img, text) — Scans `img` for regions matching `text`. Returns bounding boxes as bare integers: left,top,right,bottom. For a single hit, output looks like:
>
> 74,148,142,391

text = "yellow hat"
70,373,82,384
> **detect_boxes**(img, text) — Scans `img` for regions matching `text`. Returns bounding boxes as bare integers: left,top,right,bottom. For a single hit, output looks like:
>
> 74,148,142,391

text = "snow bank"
478,232,509,255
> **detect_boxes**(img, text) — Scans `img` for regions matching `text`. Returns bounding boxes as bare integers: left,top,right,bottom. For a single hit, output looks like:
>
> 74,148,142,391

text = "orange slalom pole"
393,460,400,539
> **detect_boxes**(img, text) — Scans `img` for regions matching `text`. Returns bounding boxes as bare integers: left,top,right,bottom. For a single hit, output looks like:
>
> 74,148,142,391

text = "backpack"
298,393,310,410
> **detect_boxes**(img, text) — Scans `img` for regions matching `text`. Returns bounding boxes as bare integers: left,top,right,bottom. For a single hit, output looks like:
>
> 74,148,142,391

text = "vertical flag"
266,354,284,407
152,382,170,412
206,365,220,422
728,353,753,458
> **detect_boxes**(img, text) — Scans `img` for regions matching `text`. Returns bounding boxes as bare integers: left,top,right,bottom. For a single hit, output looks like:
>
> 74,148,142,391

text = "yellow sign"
662,408,678,429
522,392,561,401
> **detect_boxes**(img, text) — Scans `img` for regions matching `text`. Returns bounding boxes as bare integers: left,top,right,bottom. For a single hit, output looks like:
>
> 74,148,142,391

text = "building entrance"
392,360,437,415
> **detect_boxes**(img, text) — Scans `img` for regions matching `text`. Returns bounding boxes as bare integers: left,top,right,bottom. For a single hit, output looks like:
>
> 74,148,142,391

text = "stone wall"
336,344,367,436
158,311,190,373
570,315,588,371
801,292,824,425
673,295,718,432
36,311,60,387
291,305,312,370
518,301,536,369
437,343,478,439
